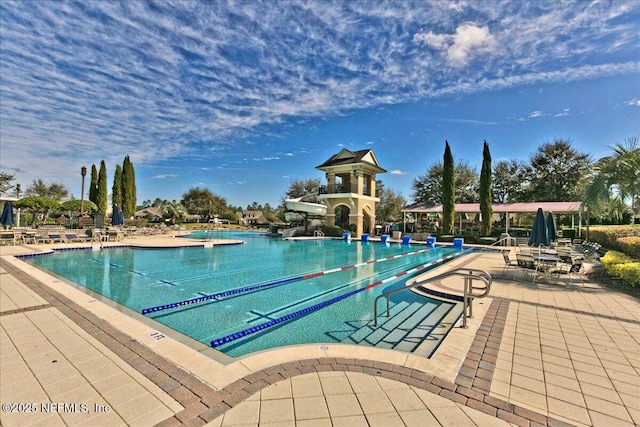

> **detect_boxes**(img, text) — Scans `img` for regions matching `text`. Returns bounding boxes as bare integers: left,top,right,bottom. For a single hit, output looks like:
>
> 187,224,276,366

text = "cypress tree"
122,156,137,218
112,164,123,209
479,140,493,236
96,160,108,215
89,164,98,205
442,141,455,234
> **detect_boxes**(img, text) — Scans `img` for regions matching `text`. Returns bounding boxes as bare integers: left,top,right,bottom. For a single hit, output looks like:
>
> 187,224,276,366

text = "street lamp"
80,166,87,214
15,184,21,228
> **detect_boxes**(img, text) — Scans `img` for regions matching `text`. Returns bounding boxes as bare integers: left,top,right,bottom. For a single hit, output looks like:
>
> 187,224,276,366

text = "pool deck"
1,235,638,426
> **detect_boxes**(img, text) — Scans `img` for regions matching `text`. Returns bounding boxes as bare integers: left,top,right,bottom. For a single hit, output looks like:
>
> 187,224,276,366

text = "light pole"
15,184,21,228
80,166,87,214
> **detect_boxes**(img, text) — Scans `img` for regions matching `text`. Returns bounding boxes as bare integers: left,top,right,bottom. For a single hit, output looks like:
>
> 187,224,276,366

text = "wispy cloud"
626,98,640,107
0,1,638,193
555,108,570,117
153,174,178,179
437,118,498,125
390,170,407,175
253,157,280,161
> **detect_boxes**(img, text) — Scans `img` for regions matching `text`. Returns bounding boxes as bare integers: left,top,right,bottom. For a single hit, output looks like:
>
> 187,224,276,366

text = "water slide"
284,197,327,216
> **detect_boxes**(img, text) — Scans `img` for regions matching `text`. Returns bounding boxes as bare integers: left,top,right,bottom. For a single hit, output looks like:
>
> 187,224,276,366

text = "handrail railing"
373,267,492,328
489,236,517,247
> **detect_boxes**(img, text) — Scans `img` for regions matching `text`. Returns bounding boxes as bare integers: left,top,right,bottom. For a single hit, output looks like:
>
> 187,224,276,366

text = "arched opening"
363,211,371,234
335,205,350,229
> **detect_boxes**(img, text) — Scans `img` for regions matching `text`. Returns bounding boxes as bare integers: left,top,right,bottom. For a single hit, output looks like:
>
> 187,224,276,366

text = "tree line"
411,137,639,229
1,136,637,228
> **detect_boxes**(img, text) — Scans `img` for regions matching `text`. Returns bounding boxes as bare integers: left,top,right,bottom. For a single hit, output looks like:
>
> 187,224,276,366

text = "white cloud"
555,108,570,117
528,111,544,118
448,24,496,66
390,169,407,175
414,23,496,66
152,174,178,179
626,98,640,106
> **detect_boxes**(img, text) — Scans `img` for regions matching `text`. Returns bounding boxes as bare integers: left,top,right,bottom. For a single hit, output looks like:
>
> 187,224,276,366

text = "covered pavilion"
402,201,584,235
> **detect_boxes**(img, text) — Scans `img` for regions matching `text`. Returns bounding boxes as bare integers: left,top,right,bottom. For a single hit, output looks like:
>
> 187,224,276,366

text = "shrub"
320,225,346,237
589,225,640,259
600,250,640,287
618,236,640,257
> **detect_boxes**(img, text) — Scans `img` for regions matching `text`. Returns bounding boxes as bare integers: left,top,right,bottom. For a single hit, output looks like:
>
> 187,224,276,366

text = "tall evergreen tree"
122,156,137,218
96,160,108,214
442,141,455,234
89,164,98,205
112,164,123,209
479,141,493,236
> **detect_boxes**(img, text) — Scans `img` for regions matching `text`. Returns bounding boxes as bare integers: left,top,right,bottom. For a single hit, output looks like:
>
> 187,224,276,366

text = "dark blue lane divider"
141,275,303,315
211,285,364,348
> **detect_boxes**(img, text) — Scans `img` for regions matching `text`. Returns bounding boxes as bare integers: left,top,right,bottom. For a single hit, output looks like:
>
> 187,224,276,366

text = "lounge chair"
0,232,18,246
22,231,37,244
47,233,66,243
34,233,52,244
65,232,87,242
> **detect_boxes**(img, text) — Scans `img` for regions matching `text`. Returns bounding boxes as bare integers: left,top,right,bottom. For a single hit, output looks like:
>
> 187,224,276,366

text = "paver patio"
1,236,638,426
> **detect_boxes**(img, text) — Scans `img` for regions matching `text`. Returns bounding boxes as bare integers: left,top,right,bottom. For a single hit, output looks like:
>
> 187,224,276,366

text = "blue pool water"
26,232,466,357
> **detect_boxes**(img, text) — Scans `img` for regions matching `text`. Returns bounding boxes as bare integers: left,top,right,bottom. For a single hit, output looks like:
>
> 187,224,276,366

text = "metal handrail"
489,236,517,247
373,268,492,327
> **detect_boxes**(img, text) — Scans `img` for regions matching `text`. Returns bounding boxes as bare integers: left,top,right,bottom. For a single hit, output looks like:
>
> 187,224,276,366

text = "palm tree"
583,136,640,222
162,200,188,225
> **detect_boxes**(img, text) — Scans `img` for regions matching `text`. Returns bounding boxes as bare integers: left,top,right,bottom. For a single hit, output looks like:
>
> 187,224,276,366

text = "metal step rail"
489,235,517,247
374,268,492,328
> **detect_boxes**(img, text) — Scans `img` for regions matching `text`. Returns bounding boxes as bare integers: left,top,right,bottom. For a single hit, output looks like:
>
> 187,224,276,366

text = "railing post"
462,276,468,328
467,270,474,319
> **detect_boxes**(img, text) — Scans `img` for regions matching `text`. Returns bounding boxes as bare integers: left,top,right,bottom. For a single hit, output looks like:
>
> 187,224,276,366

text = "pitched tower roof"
316,148,386,173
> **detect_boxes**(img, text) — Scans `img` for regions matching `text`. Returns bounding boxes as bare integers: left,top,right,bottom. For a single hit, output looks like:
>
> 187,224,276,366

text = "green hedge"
600,251,640,287
589,225,640,259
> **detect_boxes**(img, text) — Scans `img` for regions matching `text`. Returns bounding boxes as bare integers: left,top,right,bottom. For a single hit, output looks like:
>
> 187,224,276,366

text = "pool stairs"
341,298,464,357
342,267,492,357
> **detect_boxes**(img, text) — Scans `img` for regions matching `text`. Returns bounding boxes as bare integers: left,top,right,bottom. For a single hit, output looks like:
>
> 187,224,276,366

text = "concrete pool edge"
1,248,587,426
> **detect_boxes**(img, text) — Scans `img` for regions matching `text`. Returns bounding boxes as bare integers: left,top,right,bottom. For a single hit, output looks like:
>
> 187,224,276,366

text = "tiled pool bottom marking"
3,260,565,426
141,245,446,315
210,252,460,348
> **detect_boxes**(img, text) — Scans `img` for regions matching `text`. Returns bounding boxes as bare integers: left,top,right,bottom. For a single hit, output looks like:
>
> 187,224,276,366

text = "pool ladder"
373,268,492,328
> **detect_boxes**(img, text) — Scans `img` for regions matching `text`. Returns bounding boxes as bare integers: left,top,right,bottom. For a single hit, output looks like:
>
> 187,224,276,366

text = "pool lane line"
209,251,461,349
246,260,423,323
140,246,440,315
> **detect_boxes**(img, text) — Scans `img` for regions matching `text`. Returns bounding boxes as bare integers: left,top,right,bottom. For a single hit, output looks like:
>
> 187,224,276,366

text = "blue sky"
1,1,638,208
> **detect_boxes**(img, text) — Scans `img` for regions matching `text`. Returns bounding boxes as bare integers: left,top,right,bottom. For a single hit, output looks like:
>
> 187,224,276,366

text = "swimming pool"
25,232,467,357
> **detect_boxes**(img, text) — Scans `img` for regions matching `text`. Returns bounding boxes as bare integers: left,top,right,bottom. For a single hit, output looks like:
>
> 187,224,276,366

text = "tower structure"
316,149,386,237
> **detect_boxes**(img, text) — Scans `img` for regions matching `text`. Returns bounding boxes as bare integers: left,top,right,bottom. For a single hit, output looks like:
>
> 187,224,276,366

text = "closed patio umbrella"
1,201,14,228
546,211,557,243
528,207,550,247
112,204,124,226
